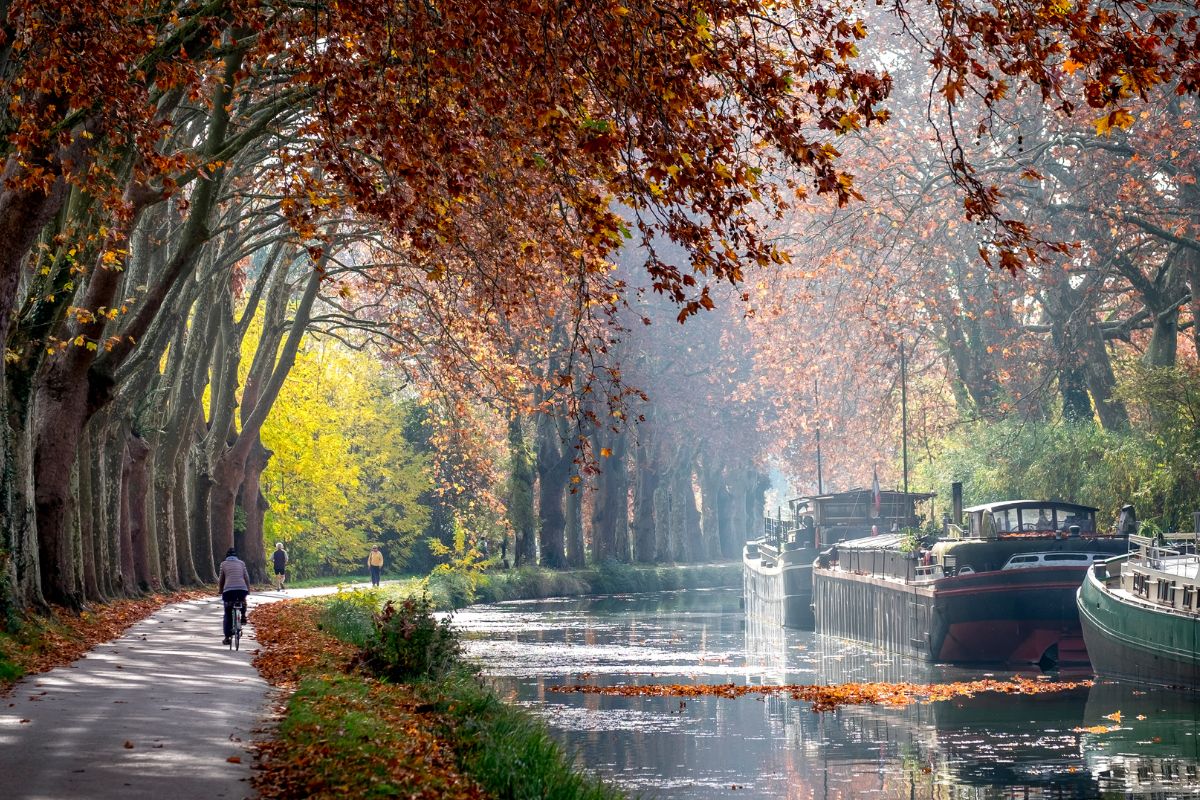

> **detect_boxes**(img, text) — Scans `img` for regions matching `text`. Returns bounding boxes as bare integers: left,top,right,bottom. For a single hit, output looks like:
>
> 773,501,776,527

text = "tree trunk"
190,444,217,583
564,477,584,568
653,483,672,563
631,426,659,564
589,426,629,562
668,460,699,562
103,422,136,596
698,457,722,561
76,424,103,601
717,480,737,558
123,429,155,591
507,415,537,566
727,471,749,548
239,438,272,583
534,414,567,568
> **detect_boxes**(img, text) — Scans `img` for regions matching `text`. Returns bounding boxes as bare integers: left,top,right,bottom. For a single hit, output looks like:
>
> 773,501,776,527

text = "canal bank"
419,560,741,609
251,597,626,800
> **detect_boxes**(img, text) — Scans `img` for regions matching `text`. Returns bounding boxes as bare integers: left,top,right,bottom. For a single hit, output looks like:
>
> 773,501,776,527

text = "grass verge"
281,561,739,609
0,588,211,691
419,560,740,610
251,598,624,800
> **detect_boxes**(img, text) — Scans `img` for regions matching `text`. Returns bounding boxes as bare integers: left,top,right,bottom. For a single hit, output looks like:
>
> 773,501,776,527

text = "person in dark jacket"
217,548,251,645
272,543,288,591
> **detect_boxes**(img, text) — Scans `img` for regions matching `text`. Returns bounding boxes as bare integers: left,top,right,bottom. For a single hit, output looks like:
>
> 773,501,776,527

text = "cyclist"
218,547,251,646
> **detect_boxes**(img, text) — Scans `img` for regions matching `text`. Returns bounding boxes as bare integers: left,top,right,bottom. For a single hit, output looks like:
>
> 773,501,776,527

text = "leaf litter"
550,675,1093,712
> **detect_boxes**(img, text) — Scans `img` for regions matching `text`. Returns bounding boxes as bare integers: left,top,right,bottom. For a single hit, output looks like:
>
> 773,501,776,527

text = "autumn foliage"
551,675,1095,713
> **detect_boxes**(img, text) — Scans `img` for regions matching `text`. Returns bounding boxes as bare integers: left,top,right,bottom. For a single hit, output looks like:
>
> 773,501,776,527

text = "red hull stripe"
935,581,1084,597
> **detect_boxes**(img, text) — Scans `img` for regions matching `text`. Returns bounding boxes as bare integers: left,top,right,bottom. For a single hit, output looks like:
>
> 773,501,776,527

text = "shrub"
364,596,462,681
318,589,380,647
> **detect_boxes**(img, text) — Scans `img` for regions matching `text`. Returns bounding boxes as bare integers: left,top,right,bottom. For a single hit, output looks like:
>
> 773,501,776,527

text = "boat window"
1043,553,1090,562
1019,507,1055,531
993,510,1017,533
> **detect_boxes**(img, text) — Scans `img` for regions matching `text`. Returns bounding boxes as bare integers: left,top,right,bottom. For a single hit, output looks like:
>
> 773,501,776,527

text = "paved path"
0,584,370,800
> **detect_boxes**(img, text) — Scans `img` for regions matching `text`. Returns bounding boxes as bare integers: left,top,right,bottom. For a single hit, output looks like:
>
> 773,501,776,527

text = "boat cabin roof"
837,533,907,551
962,499,1098,514
794,489,936,504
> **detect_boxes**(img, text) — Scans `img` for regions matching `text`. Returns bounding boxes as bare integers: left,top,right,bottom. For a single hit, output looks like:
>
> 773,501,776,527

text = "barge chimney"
951,482,963,526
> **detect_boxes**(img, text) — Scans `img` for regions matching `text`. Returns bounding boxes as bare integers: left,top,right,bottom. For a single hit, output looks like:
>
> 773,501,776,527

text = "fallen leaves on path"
549,675,1093,712
250,601,483,800
1,588,211,692
249,601,357,689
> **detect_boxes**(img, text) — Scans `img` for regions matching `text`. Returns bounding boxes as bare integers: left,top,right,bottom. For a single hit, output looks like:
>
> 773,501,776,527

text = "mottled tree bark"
239,438,272,583
589,425,629,562
76,425,102,601
123,430,155,591
507,414,537,566
534,413,568,568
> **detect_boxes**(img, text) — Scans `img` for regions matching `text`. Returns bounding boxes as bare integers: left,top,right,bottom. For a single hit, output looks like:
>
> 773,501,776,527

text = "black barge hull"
814,566,1097,664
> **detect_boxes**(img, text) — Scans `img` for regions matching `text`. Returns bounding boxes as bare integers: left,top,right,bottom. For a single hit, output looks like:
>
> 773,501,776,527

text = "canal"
454,587,1200,799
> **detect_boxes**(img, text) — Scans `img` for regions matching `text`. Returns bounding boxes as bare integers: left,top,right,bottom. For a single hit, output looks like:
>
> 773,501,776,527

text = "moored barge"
743,488,932,629
1079,528,1200,688
813,499,1127,665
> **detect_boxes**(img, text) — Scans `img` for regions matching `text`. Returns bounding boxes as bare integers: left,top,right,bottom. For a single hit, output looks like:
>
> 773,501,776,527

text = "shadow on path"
0,588,323,800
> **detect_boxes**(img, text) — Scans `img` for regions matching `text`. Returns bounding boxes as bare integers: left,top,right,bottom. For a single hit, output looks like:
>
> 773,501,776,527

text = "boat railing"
943,523,967,540
1120,532,1200,613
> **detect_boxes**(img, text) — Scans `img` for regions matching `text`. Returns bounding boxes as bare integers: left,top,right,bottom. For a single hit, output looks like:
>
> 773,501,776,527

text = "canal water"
454,587,1200,799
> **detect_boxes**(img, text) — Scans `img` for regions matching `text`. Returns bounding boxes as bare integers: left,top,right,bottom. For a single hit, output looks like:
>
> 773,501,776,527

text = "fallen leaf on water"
1104,710,1122,723
549,676,1092,712
227,756,242,764
1136,714,1147,721
123,741,135,748
1073,725,1117,734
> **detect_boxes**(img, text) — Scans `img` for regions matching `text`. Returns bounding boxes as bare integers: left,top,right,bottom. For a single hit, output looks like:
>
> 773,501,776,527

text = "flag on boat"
872,465,881,518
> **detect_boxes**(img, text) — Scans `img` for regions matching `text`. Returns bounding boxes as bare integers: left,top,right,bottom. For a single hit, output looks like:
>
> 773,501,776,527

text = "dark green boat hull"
1078,568,1200,689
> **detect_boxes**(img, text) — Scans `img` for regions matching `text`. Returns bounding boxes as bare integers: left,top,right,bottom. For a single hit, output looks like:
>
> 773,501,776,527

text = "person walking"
217,548,251,646
367,545,384,587
272,542,288,591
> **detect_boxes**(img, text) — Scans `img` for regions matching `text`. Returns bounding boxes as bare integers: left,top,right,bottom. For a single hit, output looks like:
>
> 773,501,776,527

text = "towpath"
0,582,383,800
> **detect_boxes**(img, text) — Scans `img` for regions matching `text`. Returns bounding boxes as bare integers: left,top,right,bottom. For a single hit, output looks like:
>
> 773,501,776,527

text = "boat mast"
814,378,824,495
900,339,909,495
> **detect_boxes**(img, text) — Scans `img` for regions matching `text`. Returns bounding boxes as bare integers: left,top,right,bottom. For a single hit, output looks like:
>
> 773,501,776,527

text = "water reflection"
454,588,1200,799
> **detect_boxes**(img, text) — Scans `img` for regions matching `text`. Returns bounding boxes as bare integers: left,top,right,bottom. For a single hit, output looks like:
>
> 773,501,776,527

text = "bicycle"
225,598,247,651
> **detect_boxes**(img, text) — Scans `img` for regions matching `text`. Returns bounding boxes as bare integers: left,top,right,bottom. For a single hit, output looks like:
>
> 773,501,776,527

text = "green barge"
1078,532,1200,688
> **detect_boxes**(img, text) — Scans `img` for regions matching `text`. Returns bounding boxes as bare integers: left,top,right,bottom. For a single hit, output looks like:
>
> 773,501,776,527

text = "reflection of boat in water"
814,498,1127,665
744,489,932,630
1081,681,1200,796
1079,530,1200,688
740,619,1099,796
